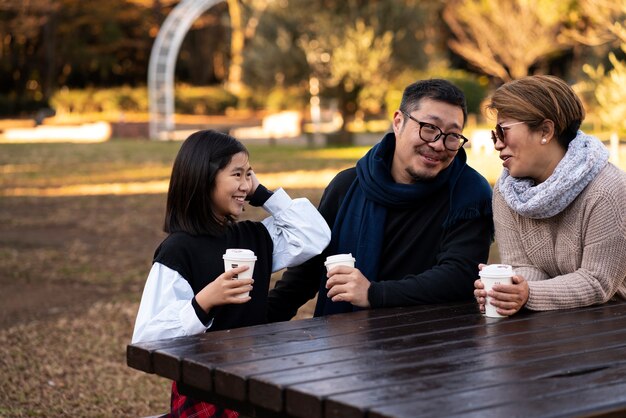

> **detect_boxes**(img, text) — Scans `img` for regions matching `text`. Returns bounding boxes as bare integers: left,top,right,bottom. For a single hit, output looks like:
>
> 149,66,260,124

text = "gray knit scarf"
498,131,609,219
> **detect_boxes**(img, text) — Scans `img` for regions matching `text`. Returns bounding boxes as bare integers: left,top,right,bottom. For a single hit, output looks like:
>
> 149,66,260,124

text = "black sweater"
267,167,493,321
154,222,273,331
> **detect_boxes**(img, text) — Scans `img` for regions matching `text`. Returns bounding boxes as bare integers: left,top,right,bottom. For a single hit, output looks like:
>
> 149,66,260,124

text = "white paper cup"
324,253,356,272
223,249,257,298
479,264,514,318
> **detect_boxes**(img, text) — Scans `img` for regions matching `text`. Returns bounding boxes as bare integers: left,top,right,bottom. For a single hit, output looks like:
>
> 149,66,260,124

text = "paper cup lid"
479,264,514,278
324,253,355,266
223,248,257,261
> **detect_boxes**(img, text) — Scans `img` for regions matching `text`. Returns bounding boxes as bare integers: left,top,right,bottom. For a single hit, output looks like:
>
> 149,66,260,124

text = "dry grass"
0,302,170,417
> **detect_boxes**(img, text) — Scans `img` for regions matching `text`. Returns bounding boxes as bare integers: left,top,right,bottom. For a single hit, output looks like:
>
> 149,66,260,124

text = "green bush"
445,73,490,116
49,85,239,115
174,85,238,114
0,93,49,116
264,86,308,112
385,69,489,119
50,87,138,114
235,86,308,112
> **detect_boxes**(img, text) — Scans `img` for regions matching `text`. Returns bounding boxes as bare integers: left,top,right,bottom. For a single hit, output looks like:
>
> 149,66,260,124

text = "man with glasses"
268,79,494,319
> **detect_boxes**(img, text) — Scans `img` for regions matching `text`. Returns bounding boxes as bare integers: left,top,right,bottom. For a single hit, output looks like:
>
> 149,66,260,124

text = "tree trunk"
226,0,244,94
326,84,359,146
42,11,58,102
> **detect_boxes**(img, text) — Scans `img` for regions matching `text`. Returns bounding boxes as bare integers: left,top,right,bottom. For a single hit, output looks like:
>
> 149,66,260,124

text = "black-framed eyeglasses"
491,121,525,144
401,110,468,151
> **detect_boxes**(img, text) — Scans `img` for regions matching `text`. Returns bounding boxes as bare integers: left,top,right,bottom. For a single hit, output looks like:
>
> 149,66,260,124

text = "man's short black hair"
399,79,468,127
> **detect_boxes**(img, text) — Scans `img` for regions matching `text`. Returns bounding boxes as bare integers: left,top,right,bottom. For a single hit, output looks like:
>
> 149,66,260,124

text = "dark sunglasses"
491,121,525,144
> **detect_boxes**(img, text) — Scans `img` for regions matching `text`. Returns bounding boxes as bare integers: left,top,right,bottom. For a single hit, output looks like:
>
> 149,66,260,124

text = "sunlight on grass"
3,181,171,197
0,164,41,174
299,147,370,160
260,168,349,189
0,141,365,197
3,141,626,197
1,168,349,197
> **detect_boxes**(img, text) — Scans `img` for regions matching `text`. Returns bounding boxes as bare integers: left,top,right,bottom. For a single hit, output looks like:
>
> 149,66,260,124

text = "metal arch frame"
148,0,224,140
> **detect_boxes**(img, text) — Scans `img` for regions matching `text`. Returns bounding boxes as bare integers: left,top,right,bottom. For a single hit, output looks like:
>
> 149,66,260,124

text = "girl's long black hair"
164,130,248,236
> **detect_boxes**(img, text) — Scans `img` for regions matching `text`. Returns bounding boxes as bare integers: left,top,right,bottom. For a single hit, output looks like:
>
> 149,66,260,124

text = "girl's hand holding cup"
196,265,254,311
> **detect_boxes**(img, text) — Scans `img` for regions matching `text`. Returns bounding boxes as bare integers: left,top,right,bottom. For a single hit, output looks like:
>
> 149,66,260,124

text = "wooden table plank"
126,312,336,374
252,318,626,415
142,308,390,381
127,333,208,374
127,304,464,383
126,304,422,374
281,305,626,418
339,346,626,418
289,339,626,418
370,362,626,418
180,304,481,398
444,379,626,418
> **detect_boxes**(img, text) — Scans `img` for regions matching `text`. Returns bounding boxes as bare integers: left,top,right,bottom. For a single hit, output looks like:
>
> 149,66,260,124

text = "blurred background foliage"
1,3,625,414
1,0,625,136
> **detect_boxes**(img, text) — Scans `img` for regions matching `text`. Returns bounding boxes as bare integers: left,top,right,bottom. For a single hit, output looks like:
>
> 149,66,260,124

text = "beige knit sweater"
494,163,626,311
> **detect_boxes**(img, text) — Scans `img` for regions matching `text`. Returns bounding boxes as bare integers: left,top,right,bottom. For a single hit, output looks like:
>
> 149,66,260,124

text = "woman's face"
211,152,252,220
493,119,548,182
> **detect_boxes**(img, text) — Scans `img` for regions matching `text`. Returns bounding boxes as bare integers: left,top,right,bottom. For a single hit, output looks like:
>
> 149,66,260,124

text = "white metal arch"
148,0,224,140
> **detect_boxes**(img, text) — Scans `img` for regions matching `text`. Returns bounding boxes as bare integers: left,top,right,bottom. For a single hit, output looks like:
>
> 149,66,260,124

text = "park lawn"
0,140,369,189
0,138,513,191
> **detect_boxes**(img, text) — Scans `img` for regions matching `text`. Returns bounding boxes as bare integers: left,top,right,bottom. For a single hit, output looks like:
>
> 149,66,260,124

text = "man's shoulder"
459,164,493,197
330,167,357,186
463,163,490,184
324,167,357,196
317,167,357,224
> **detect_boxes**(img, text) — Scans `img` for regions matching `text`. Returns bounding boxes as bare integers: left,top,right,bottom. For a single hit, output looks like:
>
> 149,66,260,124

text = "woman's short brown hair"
486,75,585,148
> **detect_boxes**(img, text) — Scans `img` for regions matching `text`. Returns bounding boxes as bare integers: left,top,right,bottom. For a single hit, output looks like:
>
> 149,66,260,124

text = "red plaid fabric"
166,381,239,418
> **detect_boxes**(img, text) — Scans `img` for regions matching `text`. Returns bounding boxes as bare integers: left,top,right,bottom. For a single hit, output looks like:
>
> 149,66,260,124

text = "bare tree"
298,18,394,143
226,0,244,93
572,0,626,136
562,0,626,46
443,0,574,82
0,0,59,105
225,0,270,94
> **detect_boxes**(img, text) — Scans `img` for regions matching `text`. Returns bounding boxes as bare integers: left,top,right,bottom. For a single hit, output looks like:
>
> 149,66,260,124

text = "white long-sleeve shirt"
132,188,330,343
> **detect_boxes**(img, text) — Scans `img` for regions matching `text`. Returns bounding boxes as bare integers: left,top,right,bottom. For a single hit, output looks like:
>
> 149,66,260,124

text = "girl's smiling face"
211,152,252,220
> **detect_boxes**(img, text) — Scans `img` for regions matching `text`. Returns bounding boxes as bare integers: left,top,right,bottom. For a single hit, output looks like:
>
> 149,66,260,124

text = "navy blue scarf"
314,132,492,316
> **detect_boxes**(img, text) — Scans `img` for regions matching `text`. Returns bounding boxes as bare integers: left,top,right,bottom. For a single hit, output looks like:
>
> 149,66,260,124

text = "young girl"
132,130,330,417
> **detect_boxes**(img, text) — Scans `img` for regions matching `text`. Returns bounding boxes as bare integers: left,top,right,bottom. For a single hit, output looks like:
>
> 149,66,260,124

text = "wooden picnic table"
127,300,626,418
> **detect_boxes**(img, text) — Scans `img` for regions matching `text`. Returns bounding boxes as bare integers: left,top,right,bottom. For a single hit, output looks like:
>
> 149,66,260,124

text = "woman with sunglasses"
474,75,626,316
